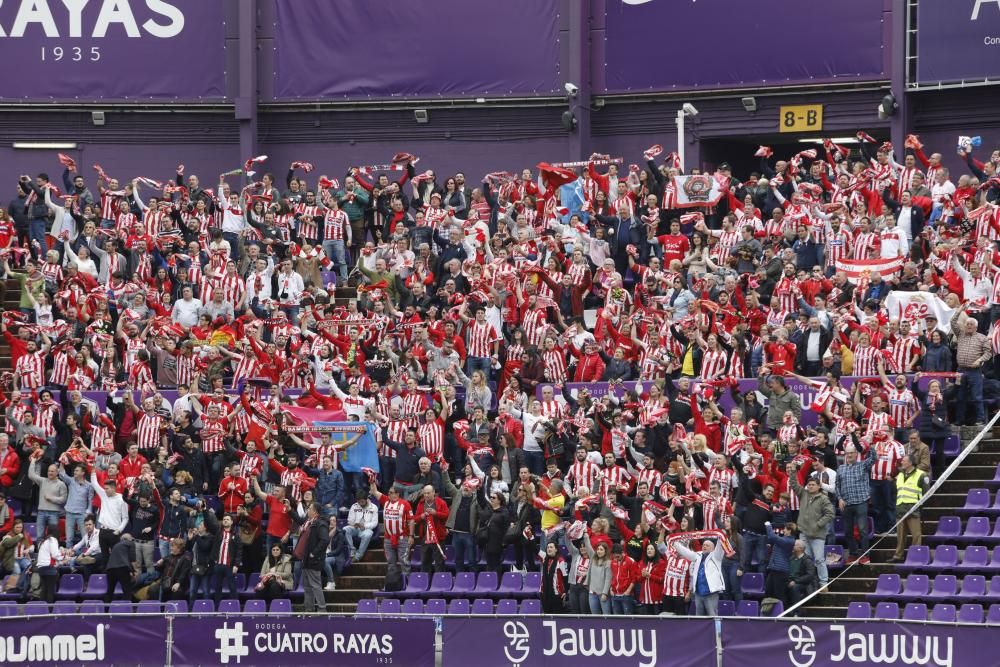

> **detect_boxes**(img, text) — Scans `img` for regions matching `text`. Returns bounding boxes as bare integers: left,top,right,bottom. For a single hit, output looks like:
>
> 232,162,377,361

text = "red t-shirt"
265,495,292,538
658,234,689,267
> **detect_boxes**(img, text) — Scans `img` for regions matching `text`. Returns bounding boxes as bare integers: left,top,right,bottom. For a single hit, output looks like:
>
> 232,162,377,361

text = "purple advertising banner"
170,615,435,667
442,616,717,667
272,0,560,99
721,618,987,667
602,0,886,92
0,615,167,665
916,0,1000,84
0,0,226,101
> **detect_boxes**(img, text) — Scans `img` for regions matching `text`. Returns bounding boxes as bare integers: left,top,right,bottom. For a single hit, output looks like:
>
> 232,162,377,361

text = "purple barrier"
0,0,226,101
721,618,985,667
272,0,560,99
916,1,1000,84
0,615,167,665
170,616,435,667
602,0,885,92
441,616,717,667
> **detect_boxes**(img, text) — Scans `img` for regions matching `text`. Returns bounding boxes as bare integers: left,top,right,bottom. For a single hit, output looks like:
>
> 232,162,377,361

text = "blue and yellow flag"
313,421,380,474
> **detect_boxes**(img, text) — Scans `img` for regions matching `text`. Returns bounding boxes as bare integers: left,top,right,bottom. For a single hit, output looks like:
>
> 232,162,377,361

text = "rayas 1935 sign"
0,0,226,100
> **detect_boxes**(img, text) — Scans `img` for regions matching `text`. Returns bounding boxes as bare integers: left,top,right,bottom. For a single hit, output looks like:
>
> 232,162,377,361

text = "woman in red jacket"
636,542,667,614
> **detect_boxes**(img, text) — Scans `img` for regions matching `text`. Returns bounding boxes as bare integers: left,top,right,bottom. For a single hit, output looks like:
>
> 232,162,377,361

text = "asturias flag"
312,421,380,474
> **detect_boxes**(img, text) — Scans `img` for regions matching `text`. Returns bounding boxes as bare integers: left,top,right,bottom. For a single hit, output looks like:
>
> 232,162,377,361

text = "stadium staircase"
799,426,1000,618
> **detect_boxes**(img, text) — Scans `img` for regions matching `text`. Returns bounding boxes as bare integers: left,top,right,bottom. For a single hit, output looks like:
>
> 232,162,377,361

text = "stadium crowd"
0,132,998,615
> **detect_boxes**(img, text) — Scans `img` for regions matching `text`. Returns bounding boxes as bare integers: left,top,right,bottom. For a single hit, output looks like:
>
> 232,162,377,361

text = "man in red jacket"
0,434,21,489
609,543,638,614
572,339,606,382
218,464,249,514
414,485,449,574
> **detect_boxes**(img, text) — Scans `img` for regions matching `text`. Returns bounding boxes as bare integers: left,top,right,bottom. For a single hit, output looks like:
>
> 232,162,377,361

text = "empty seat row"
358,598,539,616
898,545,1000,572
927,516,1000,544
380,571,541,600
957,489,1000,515
850,601,995,623
869,573,1000,602
0,599,291,616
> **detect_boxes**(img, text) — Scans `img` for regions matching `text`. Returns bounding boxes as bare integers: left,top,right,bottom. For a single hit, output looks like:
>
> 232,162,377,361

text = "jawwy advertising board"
170,615,435,667
915,0,1000,84
442,616,717,667
0,0,226,100
721,619,990,667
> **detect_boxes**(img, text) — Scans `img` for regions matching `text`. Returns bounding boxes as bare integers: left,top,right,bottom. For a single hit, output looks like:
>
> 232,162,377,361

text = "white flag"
884,291,955,333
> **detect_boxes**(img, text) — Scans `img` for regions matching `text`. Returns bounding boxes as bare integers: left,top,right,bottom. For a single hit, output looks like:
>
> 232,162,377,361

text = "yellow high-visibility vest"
896,469,925,506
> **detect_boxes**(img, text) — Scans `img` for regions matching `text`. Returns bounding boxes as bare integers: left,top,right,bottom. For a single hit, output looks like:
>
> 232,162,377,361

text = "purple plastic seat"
0,603,17,617
108,601,133,614
51,601,76,615
448,572,476,599
55,574,84,600
425,598,447,615
868,574,901,600
717,599,736,616
825,545,845,569
392,572,429,598
474,571,499,596
741,572,765,598
927,575,958,600
80,574,108,600
165,600,188,613
356,599,378,615
924,544,958,571
423,572,454,599
217,599,240,614
847,601,872,619
957,575,987,600
136,601,162,614
471,598,493,615
958,489,991,512
23,601,50,616
402,598,424,616
496,599,518,615
990,517,1000,542
959,604,984,624
928,517,963,542
243,599,267,614
988,604,1000,624
898,575,930,601
903,603,928,621
523,572,541,592
737,600,759,617
447,598,471,614
955,516,991,543
957,546,990,572
898,545,930,571
987,464,1000,488
987,576,1000,602
498,572,524,598
79,601,104,614
874,602,900,619
269,599,292,615
192,600,215,614
987,547,1000,572
931,604,957,622
378,599,401,615
519,599,541,615
239,573,261,600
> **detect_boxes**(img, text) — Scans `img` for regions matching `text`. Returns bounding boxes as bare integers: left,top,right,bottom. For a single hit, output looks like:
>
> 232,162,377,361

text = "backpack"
383,564,404,593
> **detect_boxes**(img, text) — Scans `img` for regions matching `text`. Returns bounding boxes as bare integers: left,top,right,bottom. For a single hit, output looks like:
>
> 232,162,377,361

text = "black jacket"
795,329,833,373
304,519,329,570
209,525,243,568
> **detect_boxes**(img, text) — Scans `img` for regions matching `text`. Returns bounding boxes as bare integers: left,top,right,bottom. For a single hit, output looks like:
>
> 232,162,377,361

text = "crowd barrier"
0,613,980,666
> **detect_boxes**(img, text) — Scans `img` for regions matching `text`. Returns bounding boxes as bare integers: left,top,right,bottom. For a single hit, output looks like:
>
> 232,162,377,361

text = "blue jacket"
314,468,345,511
766,524,796,574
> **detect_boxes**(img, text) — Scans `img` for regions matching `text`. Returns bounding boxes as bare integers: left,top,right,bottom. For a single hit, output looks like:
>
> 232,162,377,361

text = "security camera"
682,103,699,117
564,82,579,97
